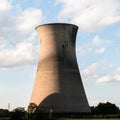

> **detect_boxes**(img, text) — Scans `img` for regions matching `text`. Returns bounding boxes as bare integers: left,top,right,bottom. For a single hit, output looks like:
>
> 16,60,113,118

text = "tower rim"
35,23,79,30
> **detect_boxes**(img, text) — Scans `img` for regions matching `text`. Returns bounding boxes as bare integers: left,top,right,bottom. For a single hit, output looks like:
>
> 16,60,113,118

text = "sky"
0,0,120,110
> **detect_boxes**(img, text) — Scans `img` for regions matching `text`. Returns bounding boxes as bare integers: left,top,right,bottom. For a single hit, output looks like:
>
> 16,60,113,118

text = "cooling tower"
30,23,90,113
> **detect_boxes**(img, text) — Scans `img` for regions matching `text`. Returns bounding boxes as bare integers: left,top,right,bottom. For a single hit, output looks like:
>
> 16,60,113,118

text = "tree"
11,107,26,120
33,108,50,120
91,102,120,117
27,103,51,120
27,103,38,119
27,103,37,114
0,109,9,117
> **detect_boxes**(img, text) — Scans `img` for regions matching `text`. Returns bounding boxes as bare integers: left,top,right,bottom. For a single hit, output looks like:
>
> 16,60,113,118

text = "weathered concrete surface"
30,23,90,113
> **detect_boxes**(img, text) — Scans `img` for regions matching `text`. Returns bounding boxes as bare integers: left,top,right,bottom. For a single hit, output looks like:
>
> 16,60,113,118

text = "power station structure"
30,23,90,113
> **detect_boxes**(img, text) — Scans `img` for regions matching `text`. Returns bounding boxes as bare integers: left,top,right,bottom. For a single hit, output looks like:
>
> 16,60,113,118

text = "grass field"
0,118,120,120
59,118,120,120
58,118,120,120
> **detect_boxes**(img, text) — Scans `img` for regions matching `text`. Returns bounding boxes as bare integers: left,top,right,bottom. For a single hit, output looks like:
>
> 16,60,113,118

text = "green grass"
0,118,10,120
0,118,120,120
58,118,120,120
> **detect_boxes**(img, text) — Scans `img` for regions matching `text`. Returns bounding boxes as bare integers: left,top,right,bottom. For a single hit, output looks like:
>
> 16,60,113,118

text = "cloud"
95,47,106,54
0,33,39,68
0,0,12,11
0,0,43,68
17,8,42,34
76,46,88,56
82,62,98,76
81,62,99,80
92,35,112,54
97,76,111,83
81,62,120,83
76,35,111,56
92,35,112,46
0,7,42,43
97,67,120,83
92,36,102,46
115,47,120,53
57,0,120,31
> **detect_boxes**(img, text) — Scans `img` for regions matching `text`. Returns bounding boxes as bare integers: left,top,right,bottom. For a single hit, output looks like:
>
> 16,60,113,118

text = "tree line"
90,102,120,118
0,102,120,120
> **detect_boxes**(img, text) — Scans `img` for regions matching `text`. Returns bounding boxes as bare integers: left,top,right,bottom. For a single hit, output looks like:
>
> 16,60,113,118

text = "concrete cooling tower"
30,23,90,113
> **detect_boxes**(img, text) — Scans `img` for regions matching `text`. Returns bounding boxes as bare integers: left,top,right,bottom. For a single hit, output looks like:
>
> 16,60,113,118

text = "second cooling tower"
30,23,90,113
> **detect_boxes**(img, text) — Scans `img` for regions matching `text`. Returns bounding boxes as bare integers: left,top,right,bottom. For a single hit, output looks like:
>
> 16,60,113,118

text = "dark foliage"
0,109,10,117
90,102,120,117
27,103,52,120
0,101,120,119
10,107,26,120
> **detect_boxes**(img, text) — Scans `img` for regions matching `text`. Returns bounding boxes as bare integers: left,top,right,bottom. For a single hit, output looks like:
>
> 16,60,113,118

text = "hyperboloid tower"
30,23,90,113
